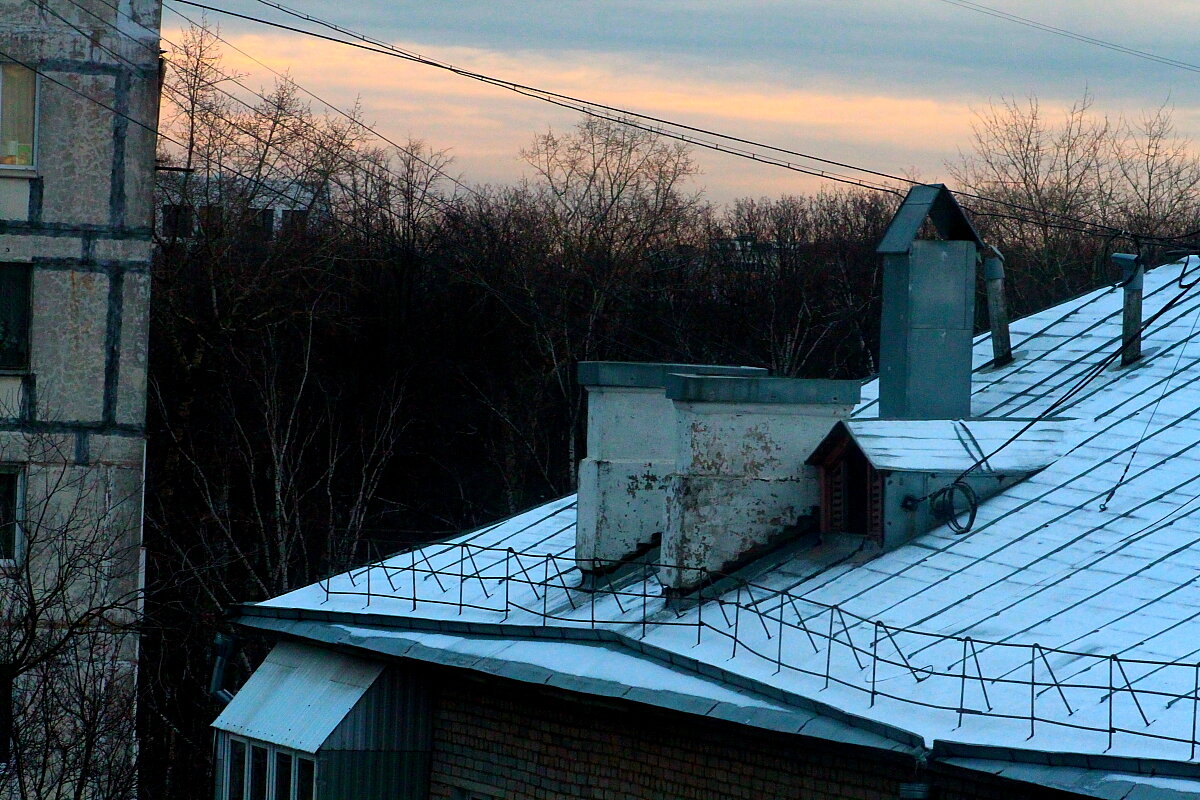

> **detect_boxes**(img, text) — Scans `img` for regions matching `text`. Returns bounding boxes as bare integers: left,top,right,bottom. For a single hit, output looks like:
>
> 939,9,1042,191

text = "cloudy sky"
163,1,1200,203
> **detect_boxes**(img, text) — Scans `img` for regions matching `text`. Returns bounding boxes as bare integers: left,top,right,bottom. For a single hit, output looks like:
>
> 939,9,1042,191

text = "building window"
161,204,194,239
280,209,307,236
0,470,18,562
0,263,29,371
0,665,10,764
220,735,315,800
0,65,35,168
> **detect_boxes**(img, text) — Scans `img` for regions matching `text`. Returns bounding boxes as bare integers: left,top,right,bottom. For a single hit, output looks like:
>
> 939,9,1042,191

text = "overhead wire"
60,0,716,363
172,0,1159,239
933,0,1200,75
177,0,1200,248
45,0,457,248
70,0,470,221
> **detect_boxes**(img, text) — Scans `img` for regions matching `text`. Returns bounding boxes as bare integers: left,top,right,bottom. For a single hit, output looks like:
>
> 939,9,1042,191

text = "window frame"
0,65,38,172
0,468,25,565
0,262,32,375
218,734,316,800
0,664,11,764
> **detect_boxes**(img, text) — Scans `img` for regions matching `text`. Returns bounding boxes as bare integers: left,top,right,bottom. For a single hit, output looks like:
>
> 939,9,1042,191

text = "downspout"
208,633,237,706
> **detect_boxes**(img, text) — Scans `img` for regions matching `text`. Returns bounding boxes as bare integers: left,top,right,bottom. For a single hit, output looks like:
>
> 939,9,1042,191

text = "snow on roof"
251,257,1200,772
212,641,382,753
834,418,1065,473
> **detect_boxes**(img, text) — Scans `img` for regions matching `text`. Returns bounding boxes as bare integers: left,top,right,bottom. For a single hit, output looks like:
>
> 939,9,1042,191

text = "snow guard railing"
318,541,1200,760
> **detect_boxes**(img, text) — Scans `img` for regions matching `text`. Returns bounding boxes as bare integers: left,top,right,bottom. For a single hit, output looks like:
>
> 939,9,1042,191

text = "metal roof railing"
317,542,1200,760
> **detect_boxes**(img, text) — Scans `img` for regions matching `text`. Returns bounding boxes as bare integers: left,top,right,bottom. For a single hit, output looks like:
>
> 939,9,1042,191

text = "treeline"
139,27,1200,799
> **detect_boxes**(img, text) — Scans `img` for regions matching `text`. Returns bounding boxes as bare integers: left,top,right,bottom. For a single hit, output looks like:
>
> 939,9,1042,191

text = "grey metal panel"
317,750,430,800
324,662,432,753
212,641,383,753
577,361,767,388
664,374,861,405
878,241,976,419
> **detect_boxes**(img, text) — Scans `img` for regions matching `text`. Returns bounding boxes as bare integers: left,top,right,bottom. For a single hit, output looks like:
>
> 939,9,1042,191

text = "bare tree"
0,434,142,800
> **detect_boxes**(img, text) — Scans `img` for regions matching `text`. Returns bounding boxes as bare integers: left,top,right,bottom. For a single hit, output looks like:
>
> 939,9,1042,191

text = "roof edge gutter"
232,603,925,753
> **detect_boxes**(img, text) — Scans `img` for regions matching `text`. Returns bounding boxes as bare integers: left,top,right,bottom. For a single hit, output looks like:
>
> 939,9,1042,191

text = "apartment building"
0,1,159,796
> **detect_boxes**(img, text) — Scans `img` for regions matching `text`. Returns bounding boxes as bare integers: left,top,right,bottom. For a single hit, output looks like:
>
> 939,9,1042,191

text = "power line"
158,3,482,202
175,0,1200,245
933,0,1200,75
33,3,704,363
74,0,474,217
170,0,910,198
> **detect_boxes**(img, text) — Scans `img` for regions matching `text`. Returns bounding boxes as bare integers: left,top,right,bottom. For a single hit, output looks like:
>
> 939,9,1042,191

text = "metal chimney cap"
876,184,984,255
578,361,767,389
664,374,862,405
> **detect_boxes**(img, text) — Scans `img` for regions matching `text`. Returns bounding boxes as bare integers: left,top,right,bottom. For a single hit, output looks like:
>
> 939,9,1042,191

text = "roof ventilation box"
660,374,860,591
575,362,767,574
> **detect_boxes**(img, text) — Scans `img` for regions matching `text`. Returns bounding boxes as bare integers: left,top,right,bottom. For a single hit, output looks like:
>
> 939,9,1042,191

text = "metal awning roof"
811,418,1066,474
212,641,382,753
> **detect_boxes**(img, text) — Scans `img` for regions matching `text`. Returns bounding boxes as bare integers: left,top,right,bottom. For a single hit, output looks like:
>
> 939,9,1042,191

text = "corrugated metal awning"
212,641,382,753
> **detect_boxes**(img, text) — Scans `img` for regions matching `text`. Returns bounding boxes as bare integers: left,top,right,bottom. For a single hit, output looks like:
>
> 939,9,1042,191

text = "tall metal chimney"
875,185,985,420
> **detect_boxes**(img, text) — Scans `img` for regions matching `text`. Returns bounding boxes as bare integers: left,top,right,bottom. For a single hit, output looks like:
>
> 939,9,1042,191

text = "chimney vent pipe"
1114,253,1144,367
983,252,1013,368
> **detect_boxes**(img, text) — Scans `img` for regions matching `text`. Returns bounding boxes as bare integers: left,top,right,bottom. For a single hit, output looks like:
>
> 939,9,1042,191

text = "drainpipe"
209,632,237,706
1114,253,1144,366
983,248,1012,368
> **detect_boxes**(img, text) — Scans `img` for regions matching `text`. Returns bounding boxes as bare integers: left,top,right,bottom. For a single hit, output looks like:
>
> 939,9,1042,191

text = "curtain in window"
0,66,35,167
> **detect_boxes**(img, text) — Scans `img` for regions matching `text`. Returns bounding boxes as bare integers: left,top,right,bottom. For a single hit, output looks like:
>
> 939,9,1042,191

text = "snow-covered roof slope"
250,258,1200,774
838,418,1065,473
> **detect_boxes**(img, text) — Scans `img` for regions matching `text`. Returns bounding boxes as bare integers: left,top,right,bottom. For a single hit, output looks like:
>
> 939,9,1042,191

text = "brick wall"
428,671,915,800
424,668,1088,800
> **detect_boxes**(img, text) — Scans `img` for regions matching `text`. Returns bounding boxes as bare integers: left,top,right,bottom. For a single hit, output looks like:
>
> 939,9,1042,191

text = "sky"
162,0,1200,204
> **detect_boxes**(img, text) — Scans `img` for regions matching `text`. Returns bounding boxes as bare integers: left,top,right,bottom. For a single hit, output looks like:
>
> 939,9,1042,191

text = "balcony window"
0,65,35,169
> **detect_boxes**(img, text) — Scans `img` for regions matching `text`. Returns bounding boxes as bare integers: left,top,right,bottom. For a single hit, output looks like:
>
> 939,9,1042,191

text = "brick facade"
425,668,1073,800
430,676,900,799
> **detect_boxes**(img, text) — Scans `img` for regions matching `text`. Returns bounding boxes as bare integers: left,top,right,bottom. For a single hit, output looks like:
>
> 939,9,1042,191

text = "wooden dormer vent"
807,424,884,542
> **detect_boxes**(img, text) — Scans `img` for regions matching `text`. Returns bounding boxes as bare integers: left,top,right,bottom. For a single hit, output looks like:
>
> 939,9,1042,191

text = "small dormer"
807,419,1064,548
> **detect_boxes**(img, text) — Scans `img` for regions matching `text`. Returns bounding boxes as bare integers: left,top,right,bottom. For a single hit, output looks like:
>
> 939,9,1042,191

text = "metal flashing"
664,374,862,405
234,612,924,754
577,361,767,389
876,183,984,255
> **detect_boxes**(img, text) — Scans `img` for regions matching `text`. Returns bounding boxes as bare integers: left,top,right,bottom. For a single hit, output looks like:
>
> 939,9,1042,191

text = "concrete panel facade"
0,1,159,795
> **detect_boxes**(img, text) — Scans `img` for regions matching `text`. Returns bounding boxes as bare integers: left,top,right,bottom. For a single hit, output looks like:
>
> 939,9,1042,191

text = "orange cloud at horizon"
158,25,1052,202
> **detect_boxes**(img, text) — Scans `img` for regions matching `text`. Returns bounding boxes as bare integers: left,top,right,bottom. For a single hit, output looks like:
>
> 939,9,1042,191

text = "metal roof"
212,641,382,753
250,257,1200,773
830,418,1065,473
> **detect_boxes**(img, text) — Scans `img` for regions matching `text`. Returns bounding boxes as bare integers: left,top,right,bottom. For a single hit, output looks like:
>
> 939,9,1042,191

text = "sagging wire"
904,241,1200,532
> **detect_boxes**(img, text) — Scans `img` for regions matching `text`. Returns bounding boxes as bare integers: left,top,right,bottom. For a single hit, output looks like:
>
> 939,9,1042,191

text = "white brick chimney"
575,362,767,574
660,374,860,592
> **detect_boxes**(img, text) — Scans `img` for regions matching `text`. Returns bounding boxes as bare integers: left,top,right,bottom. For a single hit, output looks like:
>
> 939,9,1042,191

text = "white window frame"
0,65,37,173
218,733,316,800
